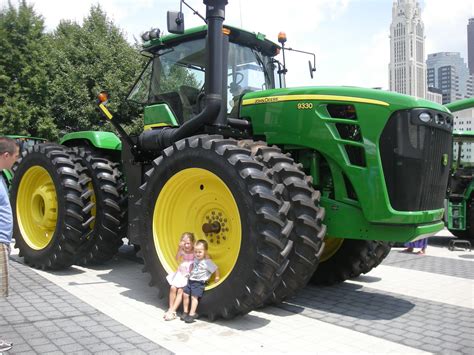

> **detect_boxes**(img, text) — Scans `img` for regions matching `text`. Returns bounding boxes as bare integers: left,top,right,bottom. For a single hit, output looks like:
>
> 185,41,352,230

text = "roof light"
97,91,109,104
278,31,287,44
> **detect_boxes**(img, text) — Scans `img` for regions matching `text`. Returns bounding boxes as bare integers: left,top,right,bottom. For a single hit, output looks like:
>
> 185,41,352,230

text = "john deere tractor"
1,135,46,188
10,0,456,319
446,98,474,240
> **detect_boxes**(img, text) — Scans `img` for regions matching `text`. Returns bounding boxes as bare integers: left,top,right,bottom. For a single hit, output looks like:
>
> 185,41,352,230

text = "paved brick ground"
0,259,171,355
276,242,474,355
280,282,473,354
383,252,474,279
2,234,473,354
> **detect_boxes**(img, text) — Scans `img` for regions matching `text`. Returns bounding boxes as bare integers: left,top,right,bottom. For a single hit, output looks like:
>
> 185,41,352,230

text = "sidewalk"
2,231,473,354
0,257,170,354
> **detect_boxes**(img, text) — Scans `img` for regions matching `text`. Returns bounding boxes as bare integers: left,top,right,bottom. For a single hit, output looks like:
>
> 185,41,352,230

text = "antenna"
182,0,206,23
239,0,243,28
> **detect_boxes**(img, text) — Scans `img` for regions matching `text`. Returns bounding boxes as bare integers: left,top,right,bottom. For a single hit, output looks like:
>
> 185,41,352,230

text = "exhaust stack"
139,0,229,152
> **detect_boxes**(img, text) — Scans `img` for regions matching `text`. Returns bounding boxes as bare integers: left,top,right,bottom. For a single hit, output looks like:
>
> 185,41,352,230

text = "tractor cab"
446,130,474,238
452,130,474,171
448,130,474,201
127,26,281,128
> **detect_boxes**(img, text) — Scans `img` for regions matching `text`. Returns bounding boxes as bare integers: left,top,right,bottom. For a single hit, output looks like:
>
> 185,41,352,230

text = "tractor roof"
142,25,280,57
453,130,474,142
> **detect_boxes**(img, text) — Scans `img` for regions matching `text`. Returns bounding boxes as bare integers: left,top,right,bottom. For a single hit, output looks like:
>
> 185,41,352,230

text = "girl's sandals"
164,312,177,321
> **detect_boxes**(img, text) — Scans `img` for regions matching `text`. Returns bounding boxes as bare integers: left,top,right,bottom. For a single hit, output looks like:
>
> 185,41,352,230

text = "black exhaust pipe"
139,0,228,152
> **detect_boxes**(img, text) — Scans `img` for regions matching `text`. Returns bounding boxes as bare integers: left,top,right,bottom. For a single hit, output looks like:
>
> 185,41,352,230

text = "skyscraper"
389,0,426,98
468,18,474,75
426,52,473,104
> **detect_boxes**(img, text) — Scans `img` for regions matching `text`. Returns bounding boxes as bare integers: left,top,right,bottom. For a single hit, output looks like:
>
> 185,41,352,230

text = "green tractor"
446,100,474,240
10,0,457,319
1,135,46,188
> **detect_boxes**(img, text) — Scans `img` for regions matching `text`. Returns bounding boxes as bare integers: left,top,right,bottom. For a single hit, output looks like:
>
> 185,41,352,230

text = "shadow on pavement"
352,275,382,283
458,254,474,259
215,313,271,330
269,282,415,321
10,255,87,275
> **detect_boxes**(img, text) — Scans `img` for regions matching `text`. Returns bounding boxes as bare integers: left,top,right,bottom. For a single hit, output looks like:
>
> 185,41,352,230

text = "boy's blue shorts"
183,280,206,298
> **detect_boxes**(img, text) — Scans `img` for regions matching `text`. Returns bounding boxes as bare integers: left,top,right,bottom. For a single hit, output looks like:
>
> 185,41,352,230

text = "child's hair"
181,232,195,244
195,239,208,250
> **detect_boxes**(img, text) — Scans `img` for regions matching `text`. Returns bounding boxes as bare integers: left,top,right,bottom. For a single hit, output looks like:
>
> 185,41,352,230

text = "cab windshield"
127,37,276,122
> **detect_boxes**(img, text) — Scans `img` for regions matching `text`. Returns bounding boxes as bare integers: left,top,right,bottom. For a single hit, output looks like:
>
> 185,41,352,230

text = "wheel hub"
31,183,57,229
202,209,229,245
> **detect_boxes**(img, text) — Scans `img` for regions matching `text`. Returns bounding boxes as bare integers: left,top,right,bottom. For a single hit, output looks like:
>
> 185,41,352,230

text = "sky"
2,0,473,89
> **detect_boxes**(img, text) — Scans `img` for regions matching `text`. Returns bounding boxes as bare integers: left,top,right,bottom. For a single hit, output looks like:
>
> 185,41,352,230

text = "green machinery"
1,135,46,187
446,101,474,240
9,0,460,319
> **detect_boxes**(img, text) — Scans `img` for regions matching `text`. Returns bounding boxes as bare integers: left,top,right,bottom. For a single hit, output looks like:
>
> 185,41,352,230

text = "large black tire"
310,238,391,286
239,141,326,303
70,147,126,265
137,135,292,320
10,144,94,269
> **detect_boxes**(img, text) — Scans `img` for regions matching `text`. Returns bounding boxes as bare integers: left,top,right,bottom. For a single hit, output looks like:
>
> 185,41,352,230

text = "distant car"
1,136,47,188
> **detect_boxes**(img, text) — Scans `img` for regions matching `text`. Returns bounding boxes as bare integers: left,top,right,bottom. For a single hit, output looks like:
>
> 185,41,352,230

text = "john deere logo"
442,153,448,166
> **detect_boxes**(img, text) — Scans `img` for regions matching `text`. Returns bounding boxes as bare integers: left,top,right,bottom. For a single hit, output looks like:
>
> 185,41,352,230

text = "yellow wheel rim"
153,168,241,290
16,166,58,250
88,181,96,229
320,237,344,262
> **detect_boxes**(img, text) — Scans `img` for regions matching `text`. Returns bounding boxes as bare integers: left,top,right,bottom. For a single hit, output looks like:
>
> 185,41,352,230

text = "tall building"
426,52,473,104
468,18,474,75
426,87,443,104
389,0,426,98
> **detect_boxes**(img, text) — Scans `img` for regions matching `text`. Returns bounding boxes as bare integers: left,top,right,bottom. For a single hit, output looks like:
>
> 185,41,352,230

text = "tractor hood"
241,86,450,113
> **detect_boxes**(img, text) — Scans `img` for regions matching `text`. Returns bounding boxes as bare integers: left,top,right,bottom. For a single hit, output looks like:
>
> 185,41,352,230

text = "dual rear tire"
136,135,296,320
10,144,125,269
11,144,94,269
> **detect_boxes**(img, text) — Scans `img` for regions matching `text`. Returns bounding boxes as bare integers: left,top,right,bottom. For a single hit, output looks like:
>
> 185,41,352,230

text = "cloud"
423,0,474,59
3,0,471,90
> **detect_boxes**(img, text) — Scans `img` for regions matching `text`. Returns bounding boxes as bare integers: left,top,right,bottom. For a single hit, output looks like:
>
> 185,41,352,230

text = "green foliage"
160,65,200,93
48,5,144,132
0,0,52,138
0,2,146,140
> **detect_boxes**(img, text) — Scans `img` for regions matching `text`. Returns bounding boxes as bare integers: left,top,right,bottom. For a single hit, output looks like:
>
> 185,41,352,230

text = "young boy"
181,239,219,323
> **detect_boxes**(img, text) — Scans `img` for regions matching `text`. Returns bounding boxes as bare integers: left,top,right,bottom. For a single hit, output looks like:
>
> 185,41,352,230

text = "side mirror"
308,60,316,79
167,11,185,34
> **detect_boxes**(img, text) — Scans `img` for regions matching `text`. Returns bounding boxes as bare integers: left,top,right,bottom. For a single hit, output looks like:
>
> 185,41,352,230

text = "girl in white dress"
164,232,195,320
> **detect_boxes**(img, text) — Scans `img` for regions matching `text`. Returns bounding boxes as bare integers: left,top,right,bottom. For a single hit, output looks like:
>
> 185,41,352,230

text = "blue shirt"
0,174,13,245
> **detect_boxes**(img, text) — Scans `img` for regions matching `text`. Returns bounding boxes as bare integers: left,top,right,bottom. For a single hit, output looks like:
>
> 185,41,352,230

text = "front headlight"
419,112,431,123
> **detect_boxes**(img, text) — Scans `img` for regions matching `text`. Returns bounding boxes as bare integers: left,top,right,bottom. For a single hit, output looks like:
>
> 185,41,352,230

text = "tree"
0,1,55,139
48,6,144,133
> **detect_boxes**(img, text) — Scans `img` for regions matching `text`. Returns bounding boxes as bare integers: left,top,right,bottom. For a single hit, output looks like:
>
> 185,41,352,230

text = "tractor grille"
379,109,453,211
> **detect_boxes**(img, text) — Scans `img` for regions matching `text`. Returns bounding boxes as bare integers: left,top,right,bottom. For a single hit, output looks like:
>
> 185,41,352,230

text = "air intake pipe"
139,0,228,152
